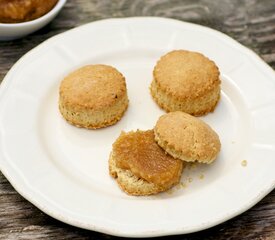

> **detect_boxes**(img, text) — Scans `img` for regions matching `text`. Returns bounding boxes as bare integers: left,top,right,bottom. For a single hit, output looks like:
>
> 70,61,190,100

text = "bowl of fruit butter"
0,0,66,40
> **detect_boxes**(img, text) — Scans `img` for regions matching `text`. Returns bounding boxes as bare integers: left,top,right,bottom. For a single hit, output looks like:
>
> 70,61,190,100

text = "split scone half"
109,130,184,196
154,112,221,164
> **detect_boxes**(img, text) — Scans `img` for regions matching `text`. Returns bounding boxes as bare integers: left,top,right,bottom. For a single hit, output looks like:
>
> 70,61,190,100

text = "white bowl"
0,0,67,41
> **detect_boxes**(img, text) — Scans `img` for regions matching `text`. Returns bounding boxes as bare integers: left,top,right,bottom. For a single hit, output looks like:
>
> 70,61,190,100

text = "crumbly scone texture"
154,112,221,164
0,0,58,23
59,94,128,129
59,64,128,129
151,50,221,115
109,130,183,196
109,153,167,196
150,78,220,116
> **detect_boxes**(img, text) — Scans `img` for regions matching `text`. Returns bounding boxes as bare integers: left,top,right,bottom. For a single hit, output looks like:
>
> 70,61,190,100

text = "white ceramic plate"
0,17,275,237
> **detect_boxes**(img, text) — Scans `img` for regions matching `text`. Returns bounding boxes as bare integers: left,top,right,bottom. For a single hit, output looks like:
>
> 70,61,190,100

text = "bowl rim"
0,0,67,27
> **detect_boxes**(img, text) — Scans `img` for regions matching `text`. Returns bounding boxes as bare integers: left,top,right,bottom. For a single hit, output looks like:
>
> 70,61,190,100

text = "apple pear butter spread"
0,0,58,23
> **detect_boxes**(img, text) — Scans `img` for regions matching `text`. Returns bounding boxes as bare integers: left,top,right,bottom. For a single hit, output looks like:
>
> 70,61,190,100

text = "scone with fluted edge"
150,50,221,116
154,112,221,164
109,130,184,196
59,64,128,129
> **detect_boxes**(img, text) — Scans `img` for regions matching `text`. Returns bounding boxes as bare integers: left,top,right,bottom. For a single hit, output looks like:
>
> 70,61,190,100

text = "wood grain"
0,0,274,239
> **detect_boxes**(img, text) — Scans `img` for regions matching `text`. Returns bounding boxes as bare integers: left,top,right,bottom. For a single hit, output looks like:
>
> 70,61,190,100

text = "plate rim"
0,17,275,237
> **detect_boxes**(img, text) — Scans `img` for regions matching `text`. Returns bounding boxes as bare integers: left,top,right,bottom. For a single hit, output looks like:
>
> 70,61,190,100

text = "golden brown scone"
59,65,128,129
0,0,58,23
154,112,221,164
109,130,183,196
150,50,221,116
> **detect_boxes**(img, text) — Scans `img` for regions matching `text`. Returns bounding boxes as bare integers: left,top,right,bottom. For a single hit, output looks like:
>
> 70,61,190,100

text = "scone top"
154,111,221,164
153,50,220,100
59,64,127,110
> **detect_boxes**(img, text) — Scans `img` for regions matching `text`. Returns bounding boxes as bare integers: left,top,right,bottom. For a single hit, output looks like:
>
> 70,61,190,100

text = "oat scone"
59,64,128,129
150,50,221,116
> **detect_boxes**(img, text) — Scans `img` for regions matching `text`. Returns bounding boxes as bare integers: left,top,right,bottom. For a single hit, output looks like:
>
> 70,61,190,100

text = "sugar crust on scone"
151,50,221,116
59,64,128,129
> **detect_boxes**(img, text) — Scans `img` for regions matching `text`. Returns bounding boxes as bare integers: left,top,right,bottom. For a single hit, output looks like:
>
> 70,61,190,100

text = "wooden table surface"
0,0,274,239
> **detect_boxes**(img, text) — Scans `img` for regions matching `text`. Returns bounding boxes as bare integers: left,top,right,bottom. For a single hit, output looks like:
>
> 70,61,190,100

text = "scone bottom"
109,130,184,196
